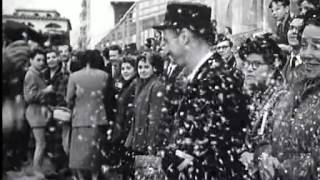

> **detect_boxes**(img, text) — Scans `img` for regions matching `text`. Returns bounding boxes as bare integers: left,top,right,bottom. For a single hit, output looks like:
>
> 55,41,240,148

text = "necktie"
168,65,173,77
63,63,68,73
291,56,297,68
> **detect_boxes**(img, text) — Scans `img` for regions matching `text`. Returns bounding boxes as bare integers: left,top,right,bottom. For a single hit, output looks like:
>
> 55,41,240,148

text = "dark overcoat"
125,75,165,155
162,53,250,180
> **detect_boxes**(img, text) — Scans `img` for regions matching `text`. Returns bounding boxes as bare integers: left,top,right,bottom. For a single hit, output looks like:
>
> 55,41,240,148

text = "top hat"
153,2,212,36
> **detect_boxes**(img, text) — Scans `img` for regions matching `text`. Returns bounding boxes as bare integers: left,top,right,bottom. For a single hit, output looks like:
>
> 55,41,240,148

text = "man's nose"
292,27,298,34
247,64,255,71
272,11,277,17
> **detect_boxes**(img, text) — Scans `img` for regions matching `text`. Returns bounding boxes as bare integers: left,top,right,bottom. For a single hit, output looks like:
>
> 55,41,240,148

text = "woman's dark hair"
102,47,109,60
216,33,233,47
93,49,105,70
30,47,46,59
136,52,164,76
304,8,320,26
269,0,290,8
238,33,286,70
79,50,104,69
298,0,319,7
225,26,232,35
120,56,136,69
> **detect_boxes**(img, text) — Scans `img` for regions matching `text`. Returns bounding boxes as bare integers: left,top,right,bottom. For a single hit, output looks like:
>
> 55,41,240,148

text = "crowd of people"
2,0,320,180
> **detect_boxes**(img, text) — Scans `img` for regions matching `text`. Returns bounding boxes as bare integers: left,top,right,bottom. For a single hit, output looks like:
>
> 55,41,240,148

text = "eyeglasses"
243,61,267,69
216,45,230,50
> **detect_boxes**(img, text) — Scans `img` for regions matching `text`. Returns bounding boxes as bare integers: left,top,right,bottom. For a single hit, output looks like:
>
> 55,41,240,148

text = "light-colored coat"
66,68,110,127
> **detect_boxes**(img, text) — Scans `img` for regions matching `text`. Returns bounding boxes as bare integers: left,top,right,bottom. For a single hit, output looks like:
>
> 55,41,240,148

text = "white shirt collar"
187,51,213,82
290,52,302,66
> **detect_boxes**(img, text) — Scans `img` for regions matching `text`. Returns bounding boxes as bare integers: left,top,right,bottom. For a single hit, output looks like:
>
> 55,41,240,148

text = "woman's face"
121,62,135,81
300,24,320,79
30,53,46,71
243,53,274,90
138,60,154,79
46,52,59,69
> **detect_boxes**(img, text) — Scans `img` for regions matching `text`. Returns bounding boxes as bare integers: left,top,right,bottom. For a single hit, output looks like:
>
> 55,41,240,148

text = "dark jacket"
164,64,185,118
112,76,138,144
282,53,303,85
276,14,290,44
46,66,69,107
162,53,250,180
164,63,184,83
125,75,165,154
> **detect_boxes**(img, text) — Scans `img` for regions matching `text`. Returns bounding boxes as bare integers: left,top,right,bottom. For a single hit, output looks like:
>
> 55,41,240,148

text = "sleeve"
66,75,76,109
23,72,47,104
148,80,166,154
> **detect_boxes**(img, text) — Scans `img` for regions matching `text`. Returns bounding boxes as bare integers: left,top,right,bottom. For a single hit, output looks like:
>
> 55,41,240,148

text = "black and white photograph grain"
2,0,320,179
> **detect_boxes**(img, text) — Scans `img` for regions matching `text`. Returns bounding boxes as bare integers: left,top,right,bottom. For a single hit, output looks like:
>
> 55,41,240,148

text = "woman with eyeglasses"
124,52,165,179
238,34,288,179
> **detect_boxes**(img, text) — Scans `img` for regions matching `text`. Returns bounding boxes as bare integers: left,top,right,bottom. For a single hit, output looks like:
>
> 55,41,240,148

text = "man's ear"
178,28,191,45
284,6,290,14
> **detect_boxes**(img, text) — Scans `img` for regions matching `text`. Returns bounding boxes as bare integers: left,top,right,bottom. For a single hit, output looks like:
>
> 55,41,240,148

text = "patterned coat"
162,53,250,180
242,81,289,179
271,80,320,180
45,66,69,107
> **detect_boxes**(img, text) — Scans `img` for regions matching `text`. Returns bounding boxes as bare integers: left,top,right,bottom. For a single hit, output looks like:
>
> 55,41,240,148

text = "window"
213,0,265,34
47,13,52,18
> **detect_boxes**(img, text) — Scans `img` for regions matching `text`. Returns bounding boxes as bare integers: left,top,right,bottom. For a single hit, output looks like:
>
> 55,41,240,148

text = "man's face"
217,40,232,60
46,52,59,69
58,45,70,62
287,18,304,47
270,2,289,21
30,53,46,71
109,50,120,61
162,29,185,66
300,24,320,79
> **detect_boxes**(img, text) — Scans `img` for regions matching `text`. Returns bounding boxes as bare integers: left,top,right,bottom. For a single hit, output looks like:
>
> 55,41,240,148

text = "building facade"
78,0,91,50
3,9,72,46
95,0,282,50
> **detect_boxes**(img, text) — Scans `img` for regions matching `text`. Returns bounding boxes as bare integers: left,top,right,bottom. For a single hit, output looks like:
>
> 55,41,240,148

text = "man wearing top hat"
154,2,250,179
